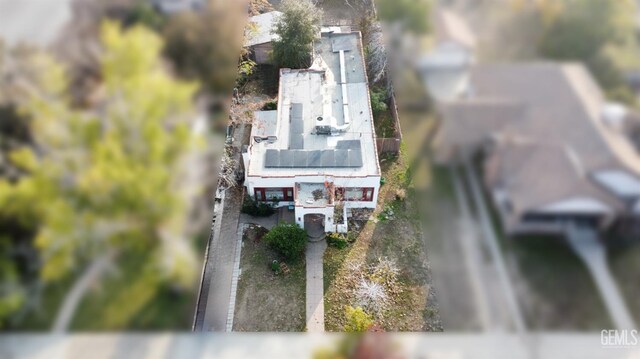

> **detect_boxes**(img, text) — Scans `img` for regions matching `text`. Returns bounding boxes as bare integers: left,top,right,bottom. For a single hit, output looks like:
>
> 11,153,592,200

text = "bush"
344,306,373,332
394,188,406,201
262,100,277,110
242,195,275,217
327,232,348,249
264,222,307,260
370,88,388,115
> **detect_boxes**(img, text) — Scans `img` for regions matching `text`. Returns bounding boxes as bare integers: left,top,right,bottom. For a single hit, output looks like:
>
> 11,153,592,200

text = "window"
334,187,374,201
254,187,294,201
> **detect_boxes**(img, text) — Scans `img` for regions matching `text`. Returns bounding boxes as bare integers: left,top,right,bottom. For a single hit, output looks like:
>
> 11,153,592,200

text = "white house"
242,29,381,233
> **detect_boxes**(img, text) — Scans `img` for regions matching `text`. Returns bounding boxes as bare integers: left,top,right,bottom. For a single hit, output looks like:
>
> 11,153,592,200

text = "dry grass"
233,225,305,331
323,154,442,331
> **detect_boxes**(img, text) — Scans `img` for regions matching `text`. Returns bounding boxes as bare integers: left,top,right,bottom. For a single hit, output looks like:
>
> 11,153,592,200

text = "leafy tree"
126,1,165,30
537,0,636,105
0,21,202,327
264,222,307,260
344,305,373,332
162,0,246,94
376,0,431,34
271,0,322,69
538,0,632,60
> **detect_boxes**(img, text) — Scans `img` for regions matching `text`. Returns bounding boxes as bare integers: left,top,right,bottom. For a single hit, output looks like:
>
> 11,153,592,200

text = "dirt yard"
233,224,306,331
323,154,443,332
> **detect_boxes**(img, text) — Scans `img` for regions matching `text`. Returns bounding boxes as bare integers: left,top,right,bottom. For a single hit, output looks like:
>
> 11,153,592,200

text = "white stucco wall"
245,174,381,209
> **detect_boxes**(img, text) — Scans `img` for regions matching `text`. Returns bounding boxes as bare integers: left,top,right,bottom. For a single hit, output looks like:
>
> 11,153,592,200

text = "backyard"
233,224,306,331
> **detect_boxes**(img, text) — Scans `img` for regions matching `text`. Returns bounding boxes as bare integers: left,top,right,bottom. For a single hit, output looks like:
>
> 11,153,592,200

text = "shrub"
327,232,348,249
344,306,373,332
241,195,275,217
264,222,307,260
370,88,388,115
262,100,277,110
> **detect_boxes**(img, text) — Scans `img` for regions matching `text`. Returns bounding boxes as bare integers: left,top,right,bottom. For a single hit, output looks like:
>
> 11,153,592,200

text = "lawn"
233,224,306,331
609,242,640,325
323,153,443,331
506,235,613,330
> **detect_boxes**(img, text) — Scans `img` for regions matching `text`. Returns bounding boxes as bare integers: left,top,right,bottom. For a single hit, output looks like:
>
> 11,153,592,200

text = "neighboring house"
417,8,640,238
426,61,640,237
241,29,381,233
244,11,282,64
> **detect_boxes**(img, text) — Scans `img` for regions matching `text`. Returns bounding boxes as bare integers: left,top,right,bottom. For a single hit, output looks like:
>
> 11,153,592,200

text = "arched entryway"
304,213,325,241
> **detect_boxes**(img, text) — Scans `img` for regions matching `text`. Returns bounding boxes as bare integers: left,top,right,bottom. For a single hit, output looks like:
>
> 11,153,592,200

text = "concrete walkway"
566,224,637,331
305,239,327,332
196,186,243,331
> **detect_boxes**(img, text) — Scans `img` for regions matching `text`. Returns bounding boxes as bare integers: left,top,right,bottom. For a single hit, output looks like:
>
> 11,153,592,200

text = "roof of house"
437,98,524,148
245,11,282,47
485,140,625,223
246,31,380,178
440,62,640,215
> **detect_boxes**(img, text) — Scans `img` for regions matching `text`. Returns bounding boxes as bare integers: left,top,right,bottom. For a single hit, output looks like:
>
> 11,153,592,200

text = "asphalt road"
0,0,72,46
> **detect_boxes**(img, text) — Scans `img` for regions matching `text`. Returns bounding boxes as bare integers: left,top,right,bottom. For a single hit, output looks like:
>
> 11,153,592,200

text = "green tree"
376,0,431,34
537,0,636,104
344,305,373,332
271,0,322,69
264,222,307,260
162,0,246,94
0,21,201,328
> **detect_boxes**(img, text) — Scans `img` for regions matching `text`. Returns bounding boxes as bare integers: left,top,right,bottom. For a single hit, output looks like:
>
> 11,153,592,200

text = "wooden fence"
375,90,402,155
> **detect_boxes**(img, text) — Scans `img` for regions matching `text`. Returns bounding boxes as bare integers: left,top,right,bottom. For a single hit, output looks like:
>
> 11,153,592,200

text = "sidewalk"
305,240,327,332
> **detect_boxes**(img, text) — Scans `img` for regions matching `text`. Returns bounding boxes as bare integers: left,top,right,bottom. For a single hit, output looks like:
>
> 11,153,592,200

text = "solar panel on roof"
265,149,362,168
321,150,335,167
291,103,303,118
293,151,308,167
335,140,361,150
265,149,279,167
279,150,294,167
348,149,363,167
308,150,322,167
290,134,304,149
290,119,304,134
335,149,348,167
